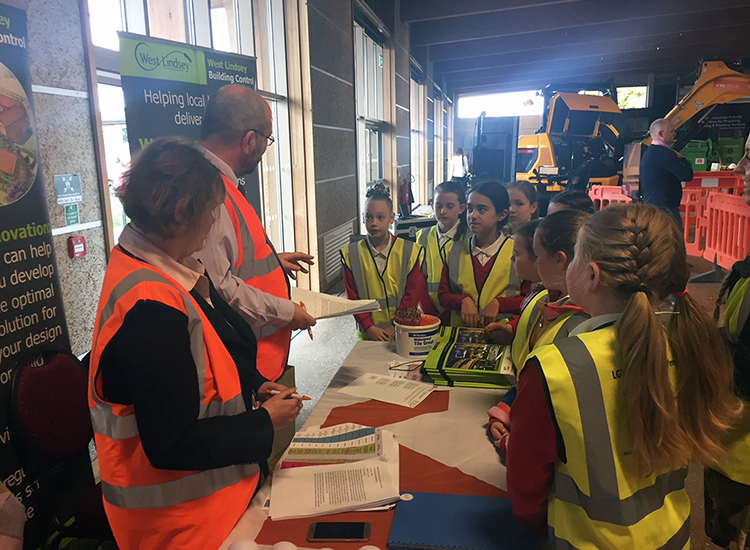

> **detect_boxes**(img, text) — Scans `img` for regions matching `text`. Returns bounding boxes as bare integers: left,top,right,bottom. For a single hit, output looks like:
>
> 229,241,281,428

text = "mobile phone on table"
306,521,371,542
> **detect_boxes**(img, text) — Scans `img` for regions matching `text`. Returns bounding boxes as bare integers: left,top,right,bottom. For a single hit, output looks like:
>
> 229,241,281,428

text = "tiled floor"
288,256,729,548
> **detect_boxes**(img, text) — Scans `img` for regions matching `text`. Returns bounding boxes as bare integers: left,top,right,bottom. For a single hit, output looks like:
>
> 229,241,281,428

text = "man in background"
640,118,693,229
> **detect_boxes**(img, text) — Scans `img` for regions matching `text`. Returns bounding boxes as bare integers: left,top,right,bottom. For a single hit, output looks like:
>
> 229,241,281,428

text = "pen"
300,301,314,340
266,389,311,401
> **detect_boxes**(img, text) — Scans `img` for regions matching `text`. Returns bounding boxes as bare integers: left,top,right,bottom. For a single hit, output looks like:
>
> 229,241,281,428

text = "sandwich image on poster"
0,61,36,207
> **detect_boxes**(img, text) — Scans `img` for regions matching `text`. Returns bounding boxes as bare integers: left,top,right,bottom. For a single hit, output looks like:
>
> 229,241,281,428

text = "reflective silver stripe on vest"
551,337,687,527
395,240,415,305
226,192,283,282
375,321,392,329
91,267,246,439
348,242,367,300
447,238,465,293
525,301,543,341
226,192,256,278
548,513,689,550
427,282,440,293
553,469,686,526
377,298,390,309
90,406,138,440
417,228,431,248
101,462,260,509
732,281,750,341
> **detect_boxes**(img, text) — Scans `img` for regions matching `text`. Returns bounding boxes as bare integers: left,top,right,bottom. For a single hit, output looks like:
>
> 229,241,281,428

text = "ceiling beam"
401,0,583,24
410,0,750,46
433,25,750,76
428,8,750,61
444,58,707,95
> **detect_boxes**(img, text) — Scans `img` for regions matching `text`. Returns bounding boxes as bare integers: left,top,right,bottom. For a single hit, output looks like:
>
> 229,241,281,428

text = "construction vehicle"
515,83,626,192
623,61,750,193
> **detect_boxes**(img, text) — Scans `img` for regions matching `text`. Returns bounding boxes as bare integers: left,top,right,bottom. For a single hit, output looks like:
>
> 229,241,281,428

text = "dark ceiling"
401,0,750,98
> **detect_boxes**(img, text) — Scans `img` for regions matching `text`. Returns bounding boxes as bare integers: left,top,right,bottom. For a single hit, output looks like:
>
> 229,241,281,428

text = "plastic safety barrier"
588,185,633,210
680,189,707,258
684,171,743,195
702,191,750,270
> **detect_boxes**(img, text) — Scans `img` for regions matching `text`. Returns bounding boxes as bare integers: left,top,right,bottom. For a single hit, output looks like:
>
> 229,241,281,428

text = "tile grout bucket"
394,318,441,358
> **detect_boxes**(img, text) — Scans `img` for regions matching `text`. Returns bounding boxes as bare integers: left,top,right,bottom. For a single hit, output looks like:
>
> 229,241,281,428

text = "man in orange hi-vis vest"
196,85,316,383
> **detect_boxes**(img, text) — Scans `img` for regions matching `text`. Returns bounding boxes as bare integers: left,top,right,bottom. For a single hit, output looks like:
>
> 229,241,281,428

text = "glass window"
410,77,425,205
88,0,125,51
97,82,131,242
617,86,648,110
146,0,187,43
366,126,382,184
458,90,542,119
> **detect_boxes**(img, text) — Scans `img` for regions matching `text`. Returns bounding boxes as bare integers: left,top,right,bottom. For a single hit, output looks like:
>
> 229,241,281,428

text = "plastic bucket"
394,319,441,358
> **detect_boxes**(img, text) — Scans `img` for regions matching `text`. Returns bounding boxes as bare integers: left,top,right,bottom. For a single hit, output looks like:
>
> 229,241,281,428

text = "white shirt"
367,234,394,276
437,221,459,249
450,154,469,178
471,235,504,267
194,148,295,330
118,224,212,304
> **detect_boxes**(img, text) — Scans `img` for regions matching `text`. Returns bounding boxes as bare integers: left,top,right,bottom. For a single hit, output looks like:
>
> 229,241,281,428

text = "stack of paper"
423,330,515,388
269,424,400,520
291,287,380,319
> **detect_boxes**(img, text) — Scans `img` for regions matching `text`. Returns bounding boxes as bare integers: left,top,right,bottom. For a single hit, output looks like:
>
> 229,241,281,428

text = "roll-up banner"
0,3,71,547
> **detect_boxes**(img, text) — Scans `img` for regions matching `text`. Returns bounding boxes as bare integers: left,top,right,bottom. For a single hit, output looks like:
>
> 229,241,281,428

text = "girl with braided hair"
506,203,741,548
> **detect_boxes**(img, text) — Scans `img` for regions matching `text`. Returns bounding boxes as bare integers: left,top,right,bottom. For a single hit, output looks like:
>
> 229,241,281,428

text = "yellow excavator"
516,86,625,192
518,61,750,194
622,61,750,190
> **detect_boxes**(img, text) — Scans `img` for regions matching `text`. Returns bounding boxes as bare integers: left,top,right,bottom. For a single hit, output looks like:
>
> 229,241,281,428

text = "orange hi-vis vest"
223,175,291,381
89,246,261,550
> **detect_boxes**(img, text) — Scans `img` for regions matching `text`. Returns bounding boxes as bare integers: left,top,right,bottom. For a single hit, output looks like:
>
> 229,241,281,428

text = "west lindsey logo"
134,42,192,73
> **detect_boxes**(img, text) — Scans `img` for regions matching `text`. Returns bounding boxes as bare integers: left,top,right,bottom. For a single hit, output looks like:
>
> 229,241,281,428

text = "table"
220,341,509,549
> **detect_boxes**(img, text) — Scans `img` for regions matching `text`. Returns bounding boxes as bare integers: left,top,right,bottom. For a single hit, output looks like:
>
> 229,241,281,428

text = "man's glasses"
248,129,275,146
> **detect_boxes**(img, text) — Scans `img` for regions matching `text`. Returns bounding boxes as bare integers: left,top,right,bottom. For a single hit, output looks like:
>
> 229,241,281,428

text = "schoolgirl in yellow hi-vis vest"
706,133,750,549
341,185,431,340
438,181,518,327
487,212,590,448
506,204,741,549
416,181,468,324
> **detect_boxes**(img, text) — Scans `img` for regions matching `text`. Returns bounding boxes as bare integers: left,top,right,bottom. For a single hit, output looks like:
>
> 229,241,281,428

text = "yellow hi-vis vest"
416,225,463,314
340,237,423,337
530,326,690,550
446,235,518,327
513,296,589,373
511,289,548,368
720,275,750,485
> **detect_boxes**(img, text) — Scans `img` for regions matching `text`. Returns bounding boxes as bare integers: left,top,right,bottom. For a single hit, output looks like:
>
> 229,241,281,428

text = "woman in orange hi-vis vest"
89,138,302,550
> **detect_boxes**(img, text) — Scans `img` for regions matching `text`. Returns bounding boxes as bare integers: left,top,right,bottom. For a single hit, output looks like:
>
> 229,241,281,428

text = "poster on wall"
118,32,260,209
0,3,71,547
118,32,257,153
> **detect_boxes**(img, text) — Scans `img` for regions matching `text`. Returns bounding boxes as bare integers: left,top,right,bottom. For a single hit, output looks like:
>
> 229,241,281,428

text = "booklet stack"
423,327,515,389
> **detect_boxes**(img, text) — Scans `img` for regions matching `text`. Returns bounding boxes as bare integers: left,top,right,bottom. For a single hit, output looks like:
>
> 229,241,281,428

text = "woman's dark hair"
434,180,468,239
549,191,595,214
468,181,510,229
455,147,464,156
365,181,393,211
506,180,539,218
535,209,590,260
118,137,225,239
515,219,541,258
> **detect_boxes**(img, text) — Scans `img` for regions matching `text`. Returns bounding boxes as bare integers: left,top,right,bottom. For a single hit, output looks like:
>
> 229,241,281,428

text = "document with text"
269,457,400,520
291,287,380,319
338,372,436,408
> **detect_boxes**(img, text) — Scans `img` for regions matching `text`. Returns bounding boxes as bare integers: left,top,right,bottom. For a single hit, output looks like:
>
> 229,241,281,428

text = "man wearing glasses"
196,85,316,394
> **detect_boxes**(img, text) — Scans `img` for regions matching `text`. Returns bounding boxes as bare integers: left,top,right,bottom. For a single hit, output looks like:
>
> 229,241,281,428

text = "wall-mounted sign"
54,173,82,205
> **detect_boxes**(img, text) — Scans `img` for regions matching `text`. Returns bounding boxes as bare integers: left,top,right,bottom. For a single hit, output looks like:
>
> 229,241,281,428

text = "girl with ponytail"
506,203,741,548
